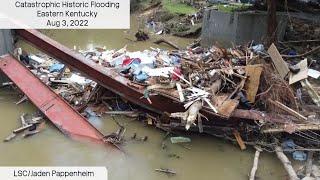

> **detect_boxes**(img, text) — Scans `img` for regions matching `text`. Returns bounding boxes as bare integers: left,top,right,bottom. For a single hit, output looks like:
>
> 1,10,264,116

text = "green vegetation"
163,0,198,15
215,3,252,12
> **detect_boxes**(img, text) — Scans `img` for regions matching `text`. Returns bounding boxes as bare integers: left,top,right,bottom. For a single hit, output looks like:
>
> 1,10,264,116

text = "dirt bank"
136,0,202,38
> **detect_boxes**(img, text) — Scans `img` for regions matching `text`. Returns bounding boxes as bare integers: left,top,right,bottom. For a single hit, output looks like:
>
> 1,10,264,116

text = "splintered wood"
267,43,290,79
301,79,320,107
213,95,239,118
244,65,263,103
233,129,246,150
218,99,239,118
262,123,320,133
268,99,307,121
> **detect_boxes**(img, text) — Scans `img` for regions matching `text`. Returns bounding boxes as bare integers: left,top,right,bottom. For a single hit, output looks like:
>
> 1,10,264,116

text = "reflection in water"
1,17,286,180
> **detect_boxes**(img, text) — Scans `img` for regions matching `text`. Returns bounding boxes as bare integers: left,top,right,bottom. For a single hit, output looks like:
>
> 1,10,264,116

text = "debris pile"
11,35,320,179
15,38,320,135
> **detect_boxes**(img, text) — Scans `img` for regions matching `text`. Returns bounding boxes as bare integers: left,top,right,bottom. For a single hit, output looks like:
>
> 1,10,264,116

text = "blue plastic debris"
122,59,143,75
28,54,45,65
282,139,295,151
135,73,149,82
288,50,298,56
49,63,65,73
282,139,297,154
171,56,181,65
293,151,307,161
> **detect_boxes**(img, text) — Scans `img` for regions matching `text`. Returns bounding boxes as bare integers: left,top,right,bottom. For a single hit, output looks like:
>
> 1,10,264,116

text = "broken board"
268,43,290,79
233,129,246,150
244,65,263,103
289,58,308,84
218,99,239,118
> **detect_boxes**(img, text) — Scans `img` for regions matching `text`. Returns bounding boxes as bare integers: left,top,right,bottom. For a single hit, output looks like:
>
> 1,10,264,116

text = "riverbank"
132,0,202,38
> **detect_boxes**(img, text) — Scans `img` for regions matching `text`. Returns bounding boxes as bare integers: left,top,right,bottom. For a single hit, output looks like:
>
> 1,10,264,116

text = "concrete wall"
0,30,13,55
201,10,288,47
0,29,13,83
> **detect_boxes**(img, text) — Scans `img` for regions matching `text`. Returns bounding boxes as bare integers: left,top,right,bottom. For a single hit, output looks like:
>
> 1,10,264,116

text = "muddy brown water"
0,17,285,179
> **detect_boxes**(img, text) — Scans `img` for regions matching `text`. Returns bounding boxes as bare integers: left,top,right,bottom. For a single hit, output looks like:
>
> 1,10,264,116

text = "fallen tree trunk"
154,39,179,50
275,146,299,180
249,148,262,180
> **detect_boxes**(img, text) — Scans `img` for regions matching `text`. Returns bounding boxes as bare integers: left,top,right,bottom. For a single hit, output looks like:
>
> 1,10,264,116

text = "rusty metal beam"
15,29,188,115
0,54,105,141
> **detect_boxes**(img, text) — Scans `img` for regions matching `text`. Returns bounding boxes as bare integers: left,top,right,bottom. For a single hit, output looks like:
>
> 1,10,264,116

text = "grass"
163,0,198,15
215,3,252,12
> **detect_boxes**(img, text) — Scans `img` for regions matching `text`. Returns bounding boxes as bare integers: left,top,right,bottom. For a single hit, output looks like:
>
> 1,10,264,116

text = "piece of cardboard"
218,99,239,118
244,65,263,103
267,43,290,79
289,58,308,84
308,69,320,79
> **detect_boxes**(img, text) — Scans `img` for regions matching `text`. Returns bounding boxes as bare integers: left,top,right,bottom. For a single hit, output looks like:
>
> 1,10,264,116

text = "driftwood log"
249,148,262,180
275,146,299,180
154,39,179,50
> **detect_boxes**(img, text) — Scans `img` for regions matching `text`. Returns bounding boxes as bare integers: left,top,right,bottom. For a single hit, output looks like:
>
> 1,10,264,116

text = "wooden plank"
244,65,263,103
289,58,308,84
267,43,290,79
233,129,246,150
301,79,320,107
218,99,239,118
262,123,320,133
13,124,33,134
20,114,27,126
268,99,307,121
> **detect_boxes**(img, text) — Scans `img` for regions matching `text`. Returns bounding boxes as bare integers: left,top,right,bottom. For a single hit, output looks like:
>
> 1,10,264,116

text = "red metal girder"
15,29,189,115
0,54,104,141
